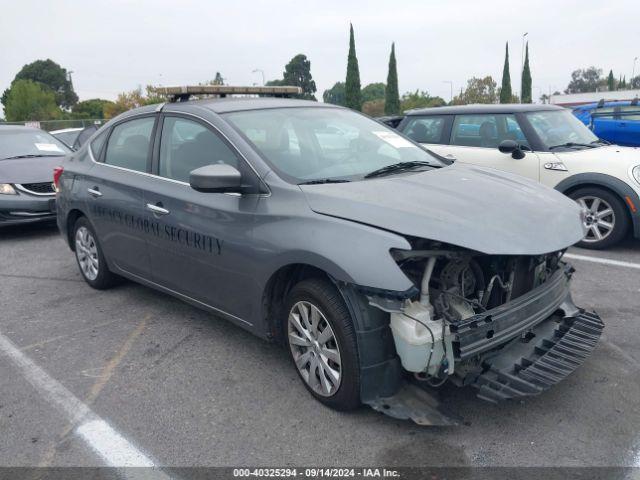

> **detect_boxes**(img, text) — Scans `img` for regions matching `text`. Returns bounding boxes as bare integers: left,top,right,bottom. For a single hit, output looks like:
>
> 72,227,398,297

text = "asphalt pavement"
1,223,639,469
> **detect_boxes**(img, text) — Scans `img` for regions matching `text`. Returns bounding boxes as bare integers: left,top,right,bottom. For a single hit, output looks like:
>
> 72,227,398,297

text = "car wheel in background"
285,278,361,411
73,216,120,289
569,187,630,249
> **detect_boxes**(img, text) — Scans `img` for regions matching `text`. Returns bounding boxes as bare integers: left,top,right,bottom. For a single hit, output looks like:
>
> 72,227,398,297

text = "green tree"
345,23,362,111
4,79,60,121
500,42,512,104
621,76,627,89
2,59,78,110
282,54,317,100
400,90,446,111
631,76,640,89
521,42,532,103
566,67,603,93
71,99,114,119
607,70,616,91
265,79,286,86
362,82,386,103
452,76,498,105
384,43,400,114
213,72,224,85
104,86,163,119
362,99,385,117
322,82,346,105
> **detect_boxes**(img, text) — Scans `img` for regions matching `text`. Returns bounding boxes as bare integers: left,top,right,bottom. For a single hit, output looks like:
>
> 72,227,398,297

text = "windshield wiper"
2,154,63,160
548,142,596,150
591,139,610,146
364,161,432,179
298,178,352,185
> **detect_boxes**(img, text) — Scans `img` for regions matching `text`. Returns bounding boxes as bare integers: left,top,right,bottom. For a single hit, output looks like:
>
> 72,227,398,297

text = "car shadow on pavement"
0,222,59,241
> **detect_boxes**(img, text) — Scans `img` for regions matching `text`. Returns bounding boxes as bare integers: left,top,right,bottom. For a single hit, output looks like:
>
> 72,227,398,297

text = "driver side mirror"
498,139,526,160
189,164,243,193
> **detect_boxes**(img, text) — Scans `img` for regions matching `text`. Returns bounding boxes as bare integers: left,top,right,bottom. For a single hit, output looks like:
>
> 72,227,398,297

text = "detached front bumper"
0,194,56,227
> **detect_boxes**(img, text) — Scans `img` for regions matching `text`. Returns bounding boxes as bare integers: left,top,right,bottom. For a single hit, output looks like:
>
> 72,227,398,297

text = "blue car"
573,100,640,147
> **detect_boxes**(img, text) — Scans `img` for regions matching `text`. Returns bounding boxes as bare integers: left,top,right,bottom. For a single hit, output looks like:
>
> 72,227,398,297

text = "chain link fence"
0,118,106,132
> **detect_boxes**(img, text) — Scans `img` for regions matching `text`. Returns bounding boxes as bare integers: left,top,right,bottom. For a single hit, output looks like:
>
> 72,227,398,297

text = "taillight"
53,166,64,192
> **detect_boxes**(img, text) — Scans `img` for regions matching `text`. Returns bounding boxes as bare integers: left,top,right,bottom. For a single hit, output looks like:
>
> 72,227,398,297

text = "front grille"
17,182,56,195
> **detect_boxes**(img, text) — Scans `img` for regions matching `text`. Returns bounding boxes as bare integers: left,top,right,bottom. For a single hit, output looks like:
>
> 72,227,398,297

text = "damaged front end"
365,239,603,418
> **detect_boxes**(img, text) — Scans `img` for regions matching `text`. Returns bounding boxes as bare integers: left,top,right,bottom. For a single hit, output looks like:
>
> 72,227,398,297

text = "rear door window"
402,116,446,144
104,117,155,172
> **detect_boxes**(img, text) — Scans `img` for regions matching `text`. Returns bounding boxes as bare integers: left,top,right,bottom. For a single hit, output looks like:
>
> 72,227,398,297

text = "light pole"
252,69,265,86
633,57,638,86
520,32,528,102
443,81,453,103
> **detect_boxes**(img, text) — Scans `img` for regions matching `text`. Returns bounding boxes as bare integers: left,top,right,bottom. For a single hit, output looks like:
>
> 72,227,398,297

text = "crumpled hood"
300,163,584,255
0,156,65,184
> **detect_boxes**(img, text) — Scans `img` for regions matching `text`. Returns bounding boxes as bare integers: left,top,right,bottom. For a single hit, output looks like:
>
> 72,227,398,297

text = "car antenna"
150,85,303,103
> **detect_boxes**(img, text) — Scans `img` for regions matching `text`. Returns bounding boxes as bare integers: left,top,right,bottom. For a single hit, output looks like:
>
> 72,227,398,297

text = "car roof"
178,97,336,114
574,100,638,110
50,127,84,134
405,103,563,116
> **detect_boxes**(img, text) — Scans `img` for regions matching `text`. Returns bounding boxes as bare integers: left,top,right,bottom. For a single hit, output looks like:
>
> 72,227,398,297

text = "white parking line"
0,331,169,474
564,253,640,270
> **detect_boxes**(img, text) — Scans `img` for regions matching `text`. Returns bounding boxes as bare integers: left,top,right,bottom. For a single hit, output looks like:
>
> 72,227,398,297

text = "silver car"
55,89,603,422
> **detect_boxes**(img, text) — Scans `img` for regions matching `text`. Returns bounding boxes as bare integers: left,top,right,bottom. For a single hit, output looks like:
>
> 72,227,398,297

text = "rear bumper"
0,195,56,226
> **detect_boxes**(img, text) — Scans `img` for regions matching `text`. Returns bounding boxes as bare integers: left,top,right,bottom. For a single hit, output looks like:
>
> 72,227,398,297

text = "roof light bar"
152,85,303,102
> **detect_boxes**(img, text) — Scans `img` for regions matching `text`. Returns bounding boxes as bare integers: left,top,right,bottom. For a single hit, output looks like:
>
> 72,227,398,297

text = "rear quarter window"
402,116,446,144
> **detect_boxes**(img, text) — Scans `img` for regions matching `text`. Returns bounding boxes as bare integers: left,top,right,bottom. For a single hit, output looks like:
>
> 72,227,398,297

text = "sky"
1,0,639,115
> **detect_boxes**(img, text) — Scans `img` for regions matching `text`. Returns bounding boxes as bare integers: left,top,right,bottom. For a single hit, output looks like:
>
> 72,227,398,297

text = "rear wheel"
73,217,120,289
284,278,360,411
569,187,629,249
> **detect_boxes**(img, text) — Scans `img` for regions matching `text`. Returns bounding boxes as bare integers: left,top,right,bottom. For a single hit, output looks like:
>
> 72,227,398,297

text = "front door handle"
146,203,170,215
87,187,102,198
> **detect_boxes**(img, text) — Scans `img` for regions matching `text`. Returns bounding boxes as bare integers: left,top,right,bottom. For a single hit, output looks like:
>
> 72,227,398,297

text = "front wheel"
569,187,629,249
284,278,361,411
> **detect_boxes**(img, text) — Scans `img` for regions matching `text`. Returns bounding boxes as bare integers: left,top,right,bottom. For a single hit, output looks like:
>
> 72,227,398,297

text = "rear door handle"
87,187,102,197
146,203,170,215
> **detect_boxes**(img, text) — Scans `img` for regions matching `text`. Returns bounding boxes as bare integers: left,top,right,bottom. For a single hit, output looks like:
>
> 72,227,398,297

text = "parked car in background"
51,125,100,150
0,125,70,226
573,99,640,147
55,87,602,421
398,104,640,249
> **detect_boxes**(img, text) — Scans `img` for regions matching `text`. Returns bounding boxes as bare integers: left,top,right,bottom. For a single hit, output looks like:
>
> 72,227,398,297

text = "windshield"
525,110,599,150
52,130,82,148
0,129,71,160
224,107,444,183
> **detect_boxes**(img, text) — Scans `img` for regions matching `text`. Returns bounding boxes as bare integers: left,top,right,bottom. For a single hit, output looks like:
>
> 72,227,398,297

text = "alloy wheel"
576,195,616,243
288,301,342,397
75,226,99,280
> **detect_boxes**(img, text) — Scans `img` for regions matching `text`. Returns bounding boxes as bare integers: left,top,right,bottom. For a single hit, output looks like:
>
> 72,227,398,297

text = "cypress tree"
345,23,361,111
521,42,532,103
384,43,400,114
500,42,512,103
607,70,615,91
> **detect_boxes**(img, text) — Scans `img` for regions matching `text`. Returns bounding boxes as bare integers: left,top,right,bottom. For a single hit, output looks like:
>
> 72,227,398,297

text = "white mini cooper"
397,104,640,249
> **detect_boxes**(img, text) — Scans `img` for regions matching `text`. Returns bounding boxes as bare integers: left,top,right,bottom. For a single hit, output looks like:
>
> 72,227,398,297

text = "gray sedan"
55,92,603,421
0,125,70,227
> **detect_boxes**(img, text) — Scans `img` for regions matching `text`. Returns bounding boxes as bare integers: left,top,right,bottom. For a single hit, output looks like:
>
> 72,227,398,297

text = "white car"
398,104,640,249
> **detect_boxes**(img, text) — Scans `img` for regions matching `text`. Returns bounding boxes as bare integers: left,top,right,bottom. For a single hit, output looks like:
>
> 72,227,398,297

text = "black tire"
568,187,630,249
284,278,361,411
73,216,121,289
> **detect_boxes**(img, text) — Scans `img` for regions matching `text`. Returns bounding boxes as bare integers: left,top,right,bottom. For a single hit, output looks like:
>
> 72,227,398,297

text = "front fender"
252,213,415,293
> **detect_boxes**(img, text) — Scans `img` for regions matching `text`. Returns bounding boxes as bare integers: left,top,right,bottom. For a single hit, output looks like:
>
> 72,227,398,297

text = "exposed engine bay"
379,240,569,385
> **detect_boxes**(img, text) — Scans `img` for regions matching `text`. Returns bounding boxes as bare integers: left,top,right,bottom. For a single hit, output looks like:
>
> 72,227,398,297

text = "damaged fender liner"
452,265,575,360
